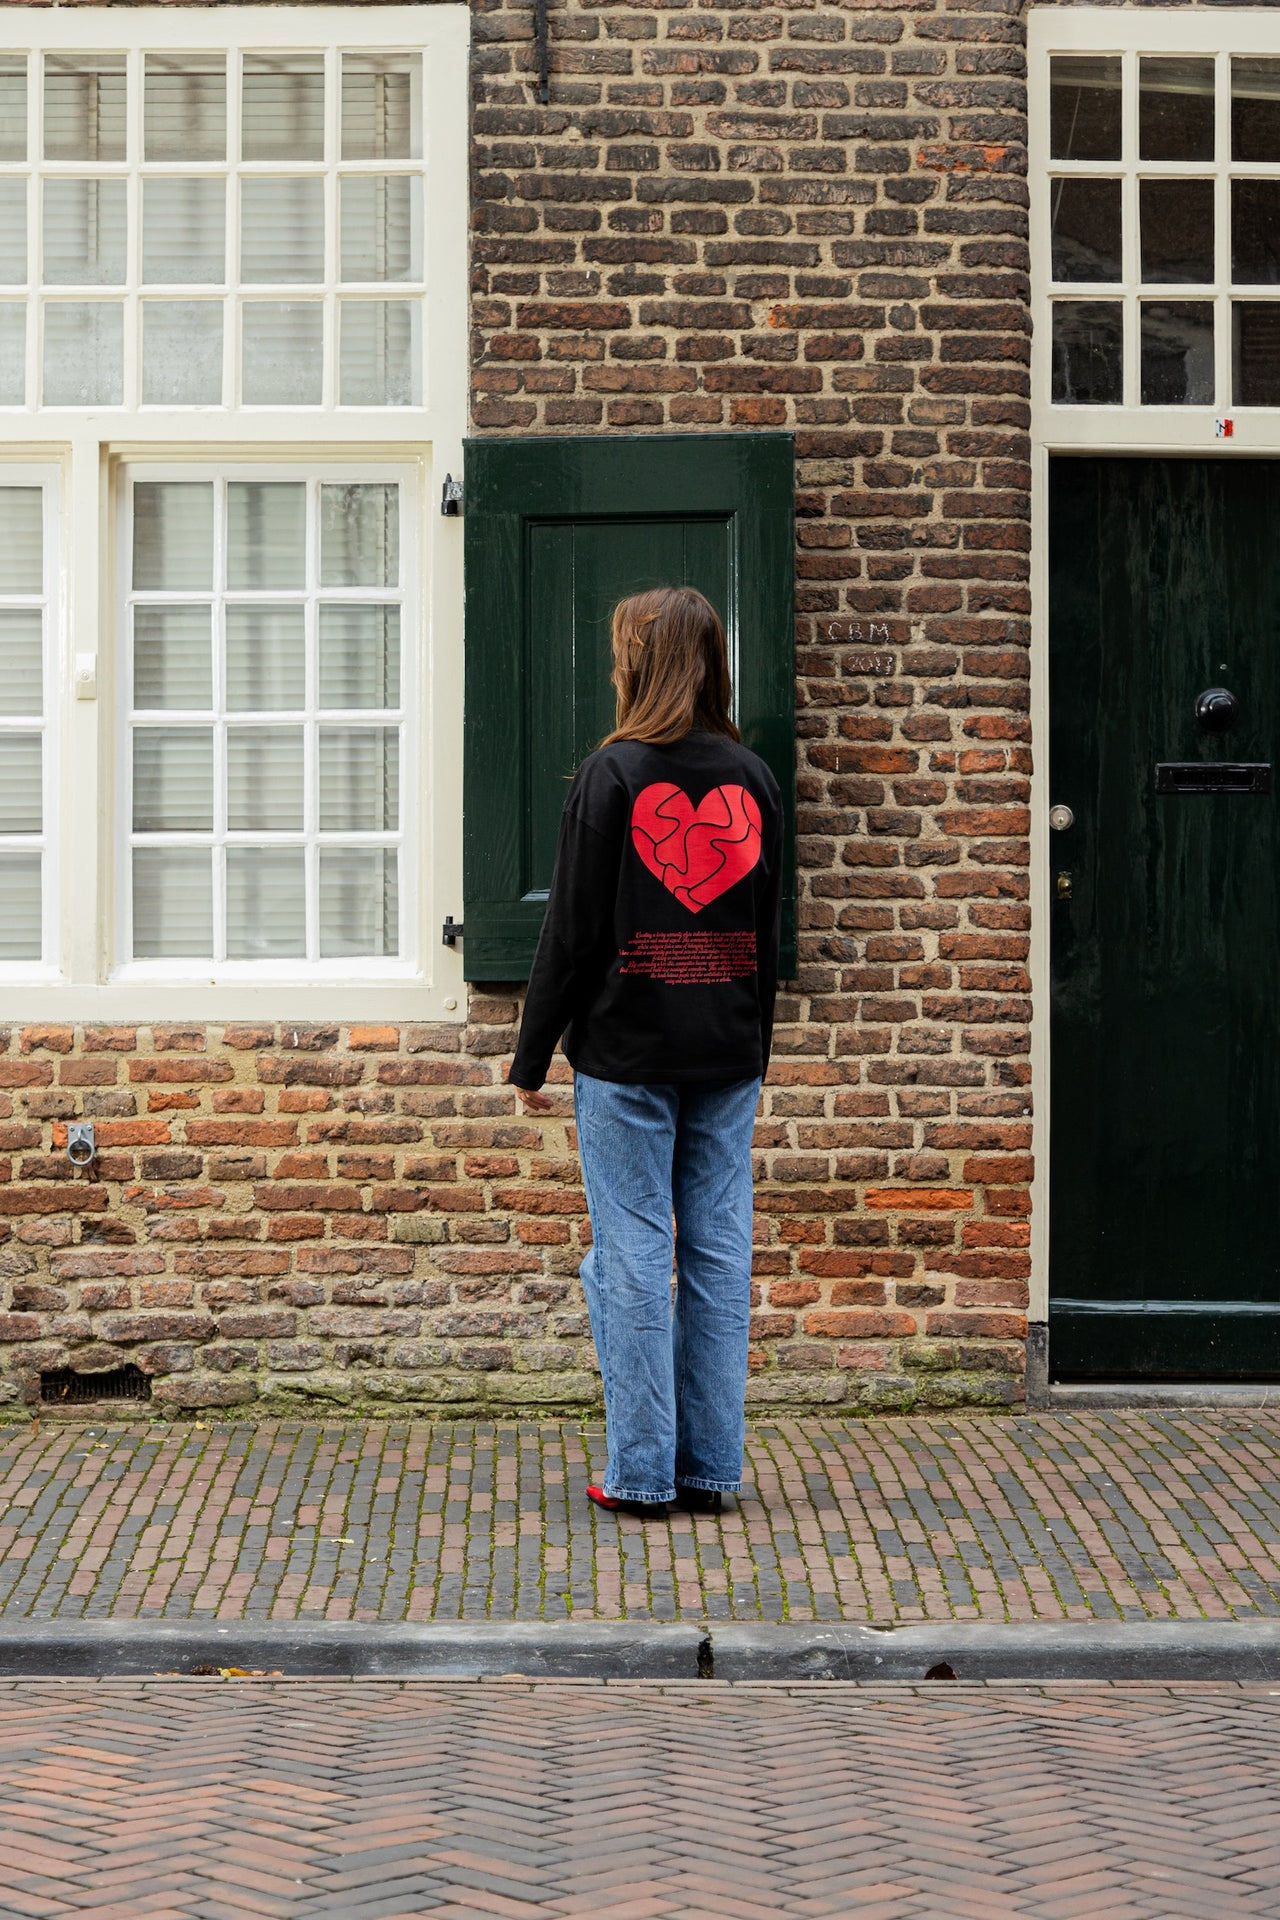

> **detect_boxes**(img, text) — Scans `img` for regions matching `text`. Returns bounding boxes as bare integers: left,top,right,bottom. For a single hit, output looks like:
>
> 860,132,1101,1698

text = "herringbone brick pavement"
0,1679,1276,1917
2,1411,1280,1624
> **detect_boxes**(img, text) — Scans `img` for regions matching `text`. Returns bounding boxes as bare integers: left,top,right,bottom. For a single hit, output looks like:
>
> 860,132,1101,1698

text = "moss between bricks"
0,1368,1021,1423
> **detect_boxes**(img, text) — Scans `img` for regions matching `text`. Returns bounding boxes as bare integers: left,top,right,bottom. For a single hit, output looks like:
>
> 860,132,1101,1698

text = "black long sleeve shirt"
509,730,784,1090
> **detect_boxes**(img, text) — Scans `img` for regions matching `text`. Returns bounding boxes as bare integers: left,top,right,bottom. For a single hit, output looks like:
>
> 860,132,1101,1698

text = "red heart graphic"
630,782,763,914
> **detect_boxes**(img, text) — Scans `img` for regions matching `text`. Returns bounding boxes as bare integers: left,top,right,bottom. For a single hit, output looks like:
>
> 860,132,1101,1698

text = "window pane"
0,60,26,165
226,482,305,589
319,605,400,709
145,56,226,163
1051,178,1122,284
1233,58,1280,163
1141,180,1214,285
0,733,41,831
1232,180,1280,286
1139,57,1214,162
133,727,213,831
1141,303,1214,406
342,55,417,161
0,179,27,286
240,179,324,284
241,303,322,406
242,56,324,163
320,848,398,957
142,302,223,406
320,484,399,586
0,489,43,592
339,300,417,406
1052,302,1123,405
42,302,122,406
142,178,225,285
1050,55,1121,161
0,305,24,405
1233,302,1280,406
132,848,212,958
133,483,213,590
133,606,212,711
340,177,417,283
44,56,126,163
0,608,43,714
0,851,40,961
43,179,126,286
319,727,399,831
226,606,305,711
227,726,303,829
226,847,305,957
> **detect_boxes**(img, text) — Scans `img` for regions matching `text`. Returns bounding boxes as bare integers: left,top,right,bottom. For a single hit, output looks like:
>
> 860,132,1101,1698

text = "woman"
509,586,783,1518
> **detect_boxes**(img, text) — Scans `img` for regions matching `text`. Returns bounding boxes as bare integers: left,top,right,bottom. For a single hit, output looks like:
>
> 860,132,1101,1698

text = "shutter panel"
463,432,795,982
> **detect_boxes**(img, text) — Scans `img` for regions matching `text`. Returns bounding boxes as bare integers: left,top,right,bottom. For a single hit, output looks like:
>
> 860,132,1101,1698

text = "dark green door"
1049,457,1280,1378
464,434,795,981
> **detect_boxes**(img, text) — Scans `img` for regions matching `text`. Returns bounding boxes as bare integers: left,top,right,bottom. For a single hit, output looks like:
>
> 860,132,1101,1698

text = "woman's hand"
515,1086,554,1114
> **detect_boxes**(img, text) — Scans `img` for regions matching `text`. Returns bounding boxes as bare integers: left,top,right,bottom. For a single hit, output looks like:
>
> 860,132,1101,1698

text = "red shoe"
587,1484,670,1519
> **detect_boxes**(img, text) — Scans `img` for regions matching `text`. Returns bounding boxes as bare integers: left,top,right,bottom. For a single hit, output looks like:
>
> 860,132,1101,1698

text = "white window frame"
0,6,468,1022
1028,9,1280,1332
116,458,417,983
0,465,60,982
1031,7,1280,449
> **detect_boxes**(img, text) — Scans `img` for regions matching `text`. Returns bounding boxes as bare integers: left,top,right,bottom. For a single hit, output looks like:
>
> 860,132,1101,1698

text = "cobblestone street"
1,1412,1278,1624
0,1678,1276,1918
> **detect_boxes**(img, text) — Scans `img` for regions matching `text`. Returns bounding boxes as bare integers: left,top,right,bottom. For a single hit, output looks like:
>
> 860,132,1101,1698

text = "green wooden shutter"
463,432,795,982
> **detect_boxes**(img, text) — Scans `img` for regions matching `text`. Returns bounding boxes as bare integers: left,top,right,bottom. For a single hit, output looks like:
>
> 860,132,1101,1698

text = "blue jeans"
573,1070,762,1504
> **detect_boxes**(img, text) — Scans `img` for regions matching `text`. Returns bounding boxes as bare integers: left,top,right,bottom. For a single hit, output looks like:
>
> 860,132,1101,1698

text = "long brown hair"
601,586,739,747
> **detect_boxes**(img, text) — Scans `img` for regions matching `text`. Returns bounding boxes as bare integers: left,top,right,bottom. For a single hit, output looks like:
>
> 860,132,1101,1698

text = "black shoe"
673,1486,724,1515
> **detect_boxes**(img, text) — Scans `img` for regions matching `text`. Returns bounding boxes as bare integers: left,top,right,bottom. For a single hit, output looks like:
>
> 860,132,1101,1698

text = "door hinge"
534,0,550,103
442,915,464,947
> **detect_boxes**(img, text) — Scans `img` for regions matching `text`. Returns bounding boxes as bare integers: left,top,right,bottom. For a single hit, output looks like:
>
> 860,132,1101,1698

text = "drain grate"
40,1365,152,1405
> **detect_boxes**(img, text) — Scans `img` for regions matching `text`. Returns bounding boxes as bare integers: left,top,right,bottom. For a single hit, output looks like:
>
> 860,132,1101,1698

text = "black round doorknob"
1195,686,1240,732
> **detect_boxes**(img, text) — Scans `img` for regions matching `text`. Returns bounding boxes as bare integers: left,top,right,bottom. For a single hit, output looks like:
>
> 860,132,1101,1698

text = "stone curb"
2,1619,1280,1682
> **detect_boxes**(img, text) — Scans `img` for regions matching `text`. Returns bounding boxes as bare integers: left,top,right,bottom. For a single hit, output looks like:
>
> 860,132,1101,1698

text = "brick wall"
1,1019,602,1415
468,0,1034,1414
0,0,1036,1418
1,999,1027,1415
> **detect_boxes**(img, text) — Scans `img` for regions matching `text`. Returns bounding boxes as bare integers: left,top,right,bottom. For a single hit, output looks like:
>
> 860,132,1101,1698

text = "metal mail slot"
1155,762,1272,795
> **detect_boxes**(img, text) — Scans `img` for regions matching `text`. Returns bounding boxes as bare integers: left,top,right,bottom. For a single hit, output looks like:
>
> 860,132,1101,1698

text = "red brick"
866,1188,974,1212
803,1309,917,1339
925,1310,1028,1339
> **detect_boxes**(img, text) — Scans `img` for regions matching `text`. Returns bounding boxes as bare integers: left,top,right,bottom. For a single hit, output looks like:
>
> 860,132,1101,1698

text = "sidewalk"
2,1411,1279,1626
2,1678,1277,1918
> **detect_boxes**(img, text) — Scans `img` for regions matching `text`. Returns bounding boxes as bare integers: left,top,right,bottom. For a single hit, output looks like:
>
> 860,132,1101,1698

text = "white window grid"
0,467,58,978
0,45,428,411
1032,13,1280,427
117,461,417,979
0,9,468,1019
